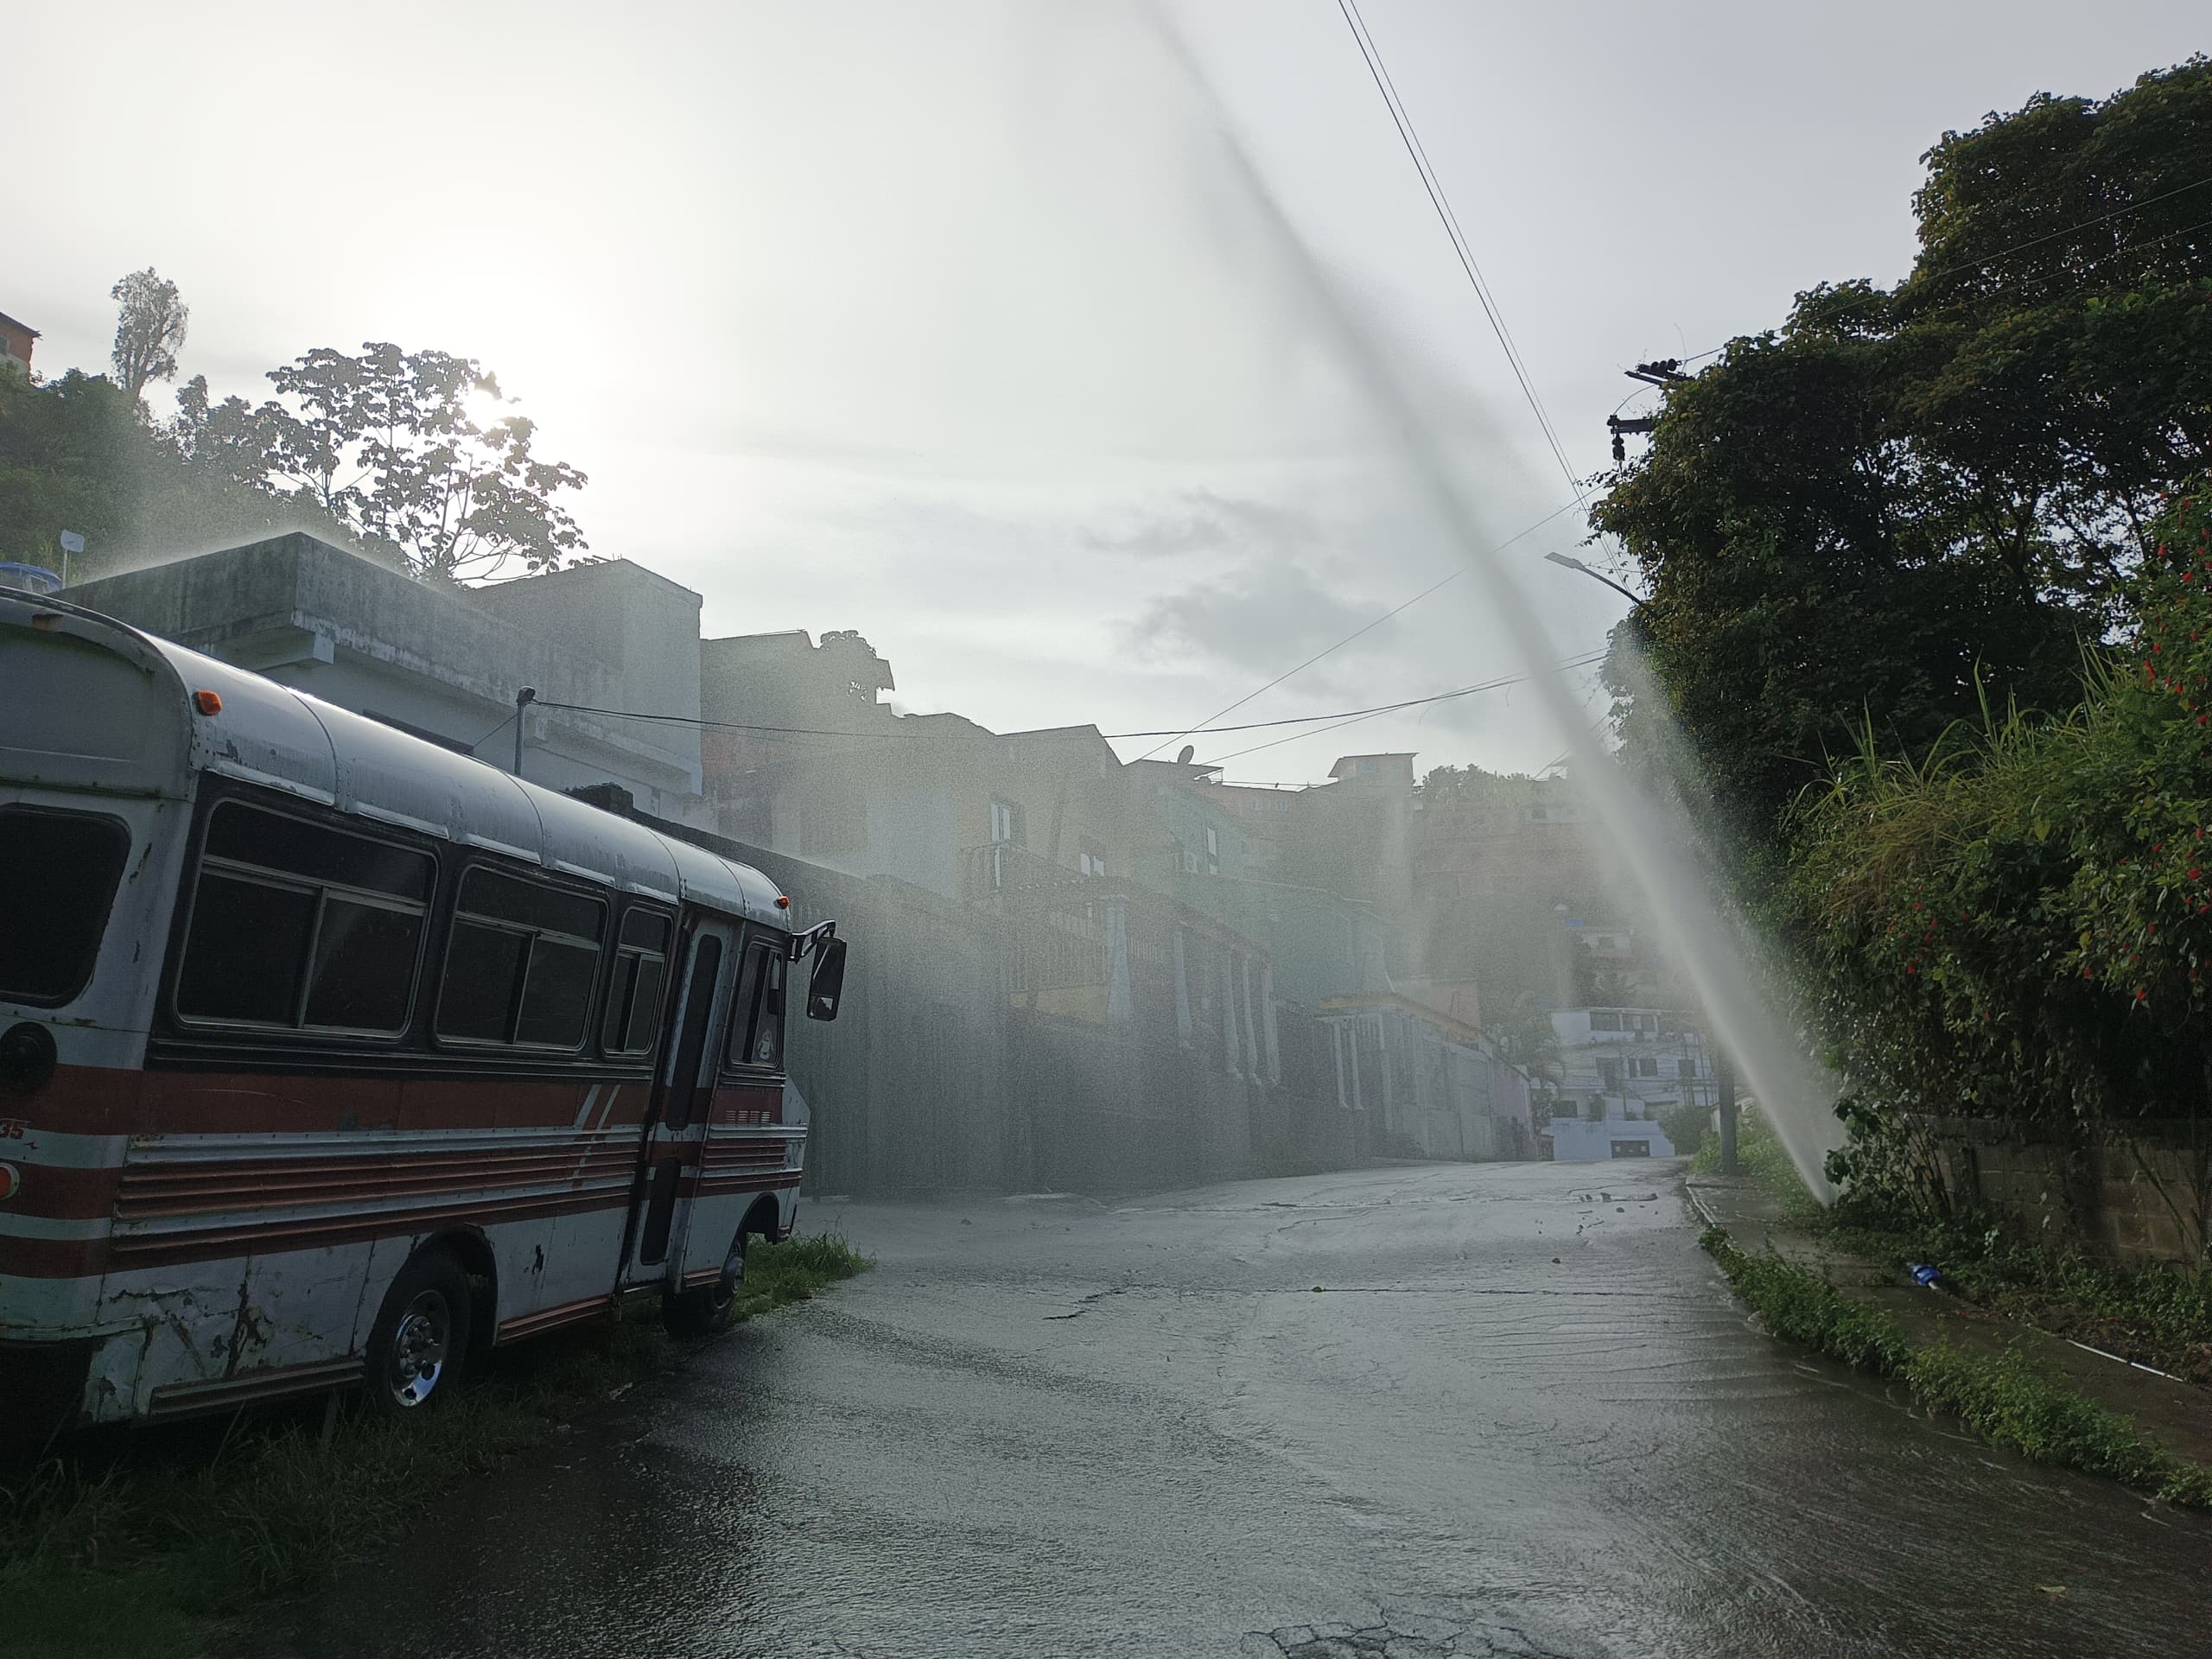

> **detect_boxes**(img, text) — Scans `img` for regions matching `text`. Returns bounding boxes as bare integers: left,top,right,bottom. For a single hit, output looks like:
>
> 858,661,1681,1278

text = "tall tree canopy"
173,343,589,582
1593,59,2212,839
109,268,188,404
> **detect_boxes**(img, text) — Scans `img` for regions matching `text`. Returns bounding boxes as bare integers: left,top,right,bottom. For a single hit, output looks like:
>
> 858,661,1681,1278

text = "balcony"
964,840,1097,904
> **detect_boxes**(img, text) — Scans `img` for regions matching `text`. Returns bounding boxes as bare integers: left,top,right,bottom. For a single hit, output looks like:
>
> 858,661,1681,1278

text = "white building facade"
1543,1006,1713,1161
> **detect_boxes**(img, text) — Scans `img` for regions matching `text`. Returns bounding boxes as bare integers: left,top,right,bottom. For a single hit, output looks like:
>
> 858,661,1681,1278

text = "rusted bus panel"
232,1241,379,1376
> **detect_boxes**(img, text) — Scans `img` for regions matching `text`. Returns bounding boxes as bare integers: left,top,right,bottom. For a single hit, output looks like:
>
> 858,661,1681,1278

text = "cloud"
1077,486,1314,559
1122,556,1381,675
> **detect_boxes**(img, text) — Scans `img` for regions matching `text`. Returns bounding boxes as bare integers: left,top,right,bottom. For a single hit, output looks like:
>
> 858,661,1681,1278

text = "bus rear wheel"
664,1231,746,1337
365,1246,472,1416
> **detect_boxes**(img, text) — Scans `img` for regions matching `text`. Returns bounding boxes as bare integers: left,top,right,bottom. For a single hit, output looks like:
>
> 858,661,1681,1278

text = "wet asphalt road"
264,1161,2212,1658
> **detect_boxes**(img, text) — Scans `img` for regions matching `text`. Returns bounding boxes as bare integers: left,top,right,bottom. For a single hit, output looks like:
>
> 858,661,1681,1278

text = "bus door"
626,915,735,1284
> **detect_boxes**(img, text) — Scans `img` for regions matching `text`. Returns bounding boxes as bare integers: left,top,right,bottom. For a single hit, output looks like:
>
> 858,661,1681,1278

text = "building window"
175,802,433,1035
1078,841,1108,878
1598,1058,1624,1090
1636,1056,1660,1077
435,866,605,1050
1609,1139,1653,1159
1590,1011,1622,1032
1205,825,1219,875
989,798,1024,846
1678,1057,1697,1081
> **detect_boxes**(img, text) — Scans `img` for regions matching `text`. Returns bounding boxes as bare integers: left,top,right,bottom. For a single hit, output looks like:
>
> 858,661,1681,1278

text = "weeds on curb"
1700,1225,2212,1509
0,1232,871,1659
1696,1108,2212,1382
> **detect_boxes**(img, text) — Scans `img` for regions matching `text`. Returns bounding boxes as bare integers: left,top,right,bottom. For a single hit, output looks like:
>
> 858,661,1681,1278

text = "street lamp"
1544,550,1645,609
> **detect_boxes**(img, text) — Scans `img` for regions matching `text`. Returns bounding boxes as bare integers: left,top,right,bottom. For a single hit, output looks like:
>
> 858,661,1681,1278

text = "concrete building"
0,309,35,375
1541,1004,1709,1160
1319,993,1534,1161
63,533,708,822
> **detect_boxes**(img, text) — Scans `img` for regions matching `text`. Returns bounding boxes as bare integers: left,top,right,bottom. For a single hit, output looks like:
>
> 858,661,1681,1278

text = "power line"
1128,493,1586,763
524,652,1604,749
1334,0,1583,499
1667,174,2212,369
467,709,518,751
1201,652,1606,766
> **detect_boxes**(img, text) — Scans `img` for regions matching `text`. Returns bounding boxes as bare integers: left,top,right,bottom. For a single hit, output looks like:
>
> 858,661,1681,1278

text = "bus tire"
664,1230,746,1337
364,1245,473,1417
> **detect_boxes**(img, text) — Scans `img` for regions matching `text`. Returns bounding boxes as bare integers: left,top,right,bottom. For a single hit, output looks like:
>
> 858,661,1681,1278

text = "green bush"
1793,484,2212,1196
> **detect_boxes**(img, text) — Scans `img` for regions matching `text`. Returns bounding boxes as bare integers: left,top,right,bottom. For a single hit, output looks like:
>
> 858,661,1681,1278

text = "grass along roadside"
1701,1225,2212,1507
1,1232,870,1659
1696,1106,2212,1383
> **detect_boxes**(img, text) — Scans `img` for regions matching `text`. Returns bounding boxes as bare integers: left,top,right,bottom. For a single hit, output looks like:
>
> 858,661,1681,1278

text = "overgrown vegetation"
1702,1227,2212,1506
3,270,590,583
0,1234,870,1659
1594,59,2212,1229
1702,1108,2212,1377
1824,1212,2212,1384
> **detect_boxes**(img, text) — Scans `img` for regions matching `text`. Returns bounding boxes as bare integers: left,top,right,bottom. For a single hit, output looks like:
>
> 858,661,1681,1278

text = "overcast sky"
7,3,2204,784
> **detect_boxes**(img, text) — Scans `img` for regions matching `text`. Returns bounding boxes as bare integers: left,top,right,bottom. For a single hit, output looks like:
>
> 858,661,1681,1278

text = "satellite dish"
1177,744,1196,766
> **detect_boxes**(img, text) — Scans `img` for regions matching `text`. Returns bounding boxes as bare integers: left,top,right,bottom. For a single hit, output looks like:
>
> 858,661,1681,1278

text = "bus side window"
723,939,785,1072
175,801,433,1035
435,866,606,1051
598,906,673,1058
0,805,132,1008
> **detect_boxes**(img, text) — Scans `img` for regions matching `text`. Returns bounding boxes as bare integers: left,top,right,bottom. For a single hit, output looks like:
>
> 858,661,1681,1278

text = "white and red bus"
0,589,848,1437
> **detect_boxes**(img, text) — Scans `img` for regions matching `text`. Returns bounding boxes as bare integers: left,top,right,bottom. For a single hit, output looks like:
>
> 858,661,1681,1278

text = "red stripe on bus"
0,1163,124,1223
113,1147,637,1221
496,1294,614,1344
12,1065,665,1138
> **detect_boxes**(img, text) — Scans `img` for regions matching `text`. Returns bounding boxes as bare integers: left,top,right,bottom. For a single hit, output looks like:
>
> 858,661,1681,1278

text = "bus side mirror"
806,936,848,1022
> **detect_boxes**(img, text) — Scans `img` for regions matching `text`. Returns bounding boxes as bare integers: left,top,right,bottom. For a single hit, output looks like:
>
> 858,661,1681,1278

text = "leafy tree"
1795,481,2212,1153
173,343,589,583
0,368,353,575
109,268,188,404
1594,59,2212,842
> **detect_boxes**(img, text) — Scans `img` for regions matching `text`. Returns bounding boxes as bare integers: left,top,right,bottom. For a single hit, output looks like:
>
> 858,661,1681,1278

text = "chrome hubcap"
387,1289,450,1408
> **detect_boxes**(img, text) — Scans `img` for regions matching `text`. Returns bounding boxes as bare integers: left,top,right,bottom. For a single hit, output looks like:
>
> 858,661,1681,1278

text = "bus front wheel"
365,1246,473,1416
664,1231,746,1337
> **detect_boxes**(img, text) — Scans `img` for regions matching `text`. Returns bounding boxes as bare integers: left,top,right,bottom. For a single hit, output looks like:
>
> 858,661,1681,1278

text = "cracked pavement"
257,1161,2211,1657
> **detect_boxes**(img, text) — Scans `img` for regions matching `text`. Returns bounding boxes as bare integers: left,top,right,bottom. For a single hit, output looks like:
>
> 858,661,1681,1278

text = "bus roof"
5,589,790,928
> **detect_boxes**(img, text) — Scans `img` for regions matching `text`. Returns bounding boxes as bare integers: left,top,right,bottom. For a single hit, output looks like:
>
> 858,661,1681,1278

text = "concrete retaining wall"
1910,1116,2209,1268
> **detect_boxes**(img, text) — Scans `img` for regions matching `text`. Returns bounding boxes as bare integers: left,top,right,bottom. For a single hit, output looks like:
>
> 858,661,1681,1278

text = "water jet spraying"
1147,10,1842,1194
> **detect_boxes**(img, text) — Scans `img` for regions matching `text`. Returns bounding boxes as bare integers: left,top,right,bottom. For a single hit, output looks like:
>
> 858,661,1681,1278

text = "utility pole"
514,687,536,779
1715,1047,1739,1176
1605,359,1688,461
